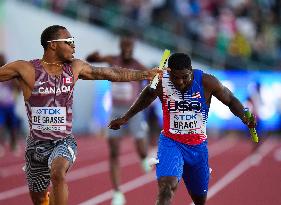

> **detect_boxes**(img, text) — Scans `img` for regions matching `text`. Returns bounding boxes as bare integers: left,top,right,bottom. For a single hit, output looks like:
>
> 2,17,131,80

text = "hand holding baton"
244,108,259,143
150,49,170,89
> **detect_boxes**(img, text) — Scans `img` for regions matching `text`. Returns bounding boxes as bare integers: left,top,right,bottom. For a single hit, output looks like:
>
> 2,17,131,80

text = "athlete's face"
120,38,134,61
53,29,75,63
169,68,193,92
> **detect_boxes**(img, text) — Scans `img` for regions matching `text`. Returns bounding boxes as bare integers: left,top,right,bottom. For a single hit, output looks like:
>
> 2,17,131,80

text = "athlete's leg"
50,156,70,205
25,138,52,205
156,134,184,204
187,190,207,205
29,190,49,205
0,107,6,157
156,176,178,205
49,189,55,205
129,112,150,171
108,108,127,205
48,135,77,205
6,107,19,152
130,112,148,159
108,137,121,191
108,137,126,205
135,138,147,159
182,142,209,205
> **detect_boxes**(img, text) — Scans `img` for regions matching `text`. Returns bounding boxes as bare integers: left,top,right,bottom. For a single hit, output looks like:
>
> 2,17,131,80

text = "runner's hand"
108,117,128,130
243,113,257,128
147,67,170,81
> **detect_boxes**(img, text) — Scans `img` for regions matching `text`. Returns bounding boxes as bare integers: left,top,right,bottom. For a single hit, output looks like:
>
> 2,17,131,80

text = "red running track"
0,135,280,205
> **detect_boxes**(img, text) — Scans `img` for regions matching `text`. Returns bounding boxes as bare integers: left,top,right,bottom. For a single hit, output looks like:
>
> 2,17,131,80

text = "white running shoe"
111,191,126,205
141,157,154,173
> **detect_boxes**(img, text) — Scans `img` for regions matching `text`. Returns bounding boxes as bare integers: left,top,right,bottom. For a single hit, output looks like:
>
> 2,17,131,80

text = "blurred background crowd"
0,0,281,156
22,0,281,70
0,2,280,204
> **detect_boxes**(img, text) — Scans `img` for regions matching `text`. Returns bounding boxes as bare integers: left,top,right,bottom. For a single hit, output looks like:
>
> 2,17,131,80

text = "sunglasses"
47,37,75,46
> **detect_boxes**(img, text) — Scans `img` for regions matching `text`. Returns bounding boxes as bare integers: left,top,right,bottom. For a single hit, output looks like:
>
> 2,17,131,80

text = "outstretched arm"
74,59,161,82
0,61,24,81
204,74,254,127
109,85,158,129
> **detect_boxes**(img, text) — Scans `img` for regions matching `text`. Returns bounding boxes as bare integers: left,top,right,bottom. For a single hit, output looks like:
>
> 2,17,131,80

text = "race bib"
169,111,204,134
31,107,66,131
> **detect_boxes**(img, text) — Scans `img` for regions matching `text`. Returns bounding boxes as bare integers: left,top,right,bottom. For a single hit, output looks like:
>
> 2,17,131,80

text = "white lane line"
273,146,281,162
0,152,138,201
0,186,29,201
209,138,237,158
77,139,235,205
79,172,155,205
67,153,138,181
0,138,135,177
0,139,235,202
0,164,25,177
189,141,276,205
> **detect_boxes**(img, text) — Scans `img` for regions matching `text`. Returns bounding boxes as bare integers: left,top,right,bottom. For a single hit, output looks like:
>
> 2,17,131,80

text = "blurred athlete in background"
87,36,151,205
0,53,21,157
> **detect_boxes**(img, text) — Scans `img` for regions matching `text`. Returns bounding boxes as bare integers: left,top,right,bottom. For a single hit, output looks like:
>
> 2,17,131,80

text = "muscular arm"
74,59,157,82
0,60,35,100
124,85,158,120
109,85,159,129
0,61,22,81
204,74,247,123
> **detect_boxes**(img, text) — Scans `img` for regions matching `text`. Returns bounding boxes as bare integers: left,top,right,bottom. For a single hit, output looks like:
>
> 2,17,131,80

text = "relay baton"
150,49,170,89
244,108,259,143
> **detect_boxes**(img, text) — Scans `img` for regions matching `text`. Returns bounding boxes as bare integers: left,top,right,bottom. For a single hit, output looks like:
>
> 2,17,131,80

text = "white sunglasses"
47,37,75,46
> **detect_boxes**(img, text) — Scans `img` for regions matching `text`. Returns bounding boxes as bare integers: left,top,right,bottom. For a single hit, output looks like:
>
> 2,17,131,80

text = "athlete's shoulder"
70,58,88,70
202,72,222,92
202,72,218,82
5,60,34,70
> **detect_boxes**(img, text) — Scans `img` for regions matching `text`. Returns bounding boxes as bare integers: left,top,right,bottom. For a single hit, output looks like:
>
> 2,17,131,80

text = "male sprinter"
109,53,256,205
0,25,162,205
87,35,151,205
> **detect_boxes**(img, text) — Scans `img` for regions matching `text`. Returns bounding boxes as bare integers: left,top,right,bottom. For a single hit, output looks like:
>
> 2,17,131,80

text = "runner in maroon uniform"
0,25,162,205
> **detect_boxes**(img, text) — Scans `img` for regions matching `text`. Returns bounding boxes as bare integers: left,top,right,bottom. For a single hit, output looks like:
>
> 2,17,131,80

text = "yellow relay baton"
244,108,259,143
150,49,171,89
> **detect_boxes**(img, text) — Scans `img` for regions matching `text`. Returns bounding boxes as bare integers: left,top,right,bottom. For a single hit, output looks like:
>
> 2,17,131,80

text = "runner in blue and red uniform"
0,25,163,205
109,53,256,205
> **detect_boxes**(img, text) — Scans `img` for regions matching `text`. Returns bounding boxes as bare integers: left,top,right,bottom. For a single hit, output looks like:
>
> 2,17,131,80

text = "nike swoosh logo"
39,81,46,85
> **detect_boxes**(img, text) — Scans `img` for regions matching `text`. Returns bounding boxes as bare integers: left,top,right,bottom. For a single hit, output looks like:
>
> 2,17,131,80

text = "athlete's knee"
109,140,119,159
30,191,49,205
158,177,178,200
135,138,147,158
50,158,68,185
51,168,66,185
109,147,119,159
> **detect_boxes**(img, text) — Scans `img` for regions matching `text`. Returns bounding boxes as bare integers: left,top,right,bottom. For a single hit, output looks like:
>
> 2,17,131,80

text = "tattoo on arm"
91,67,148,81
